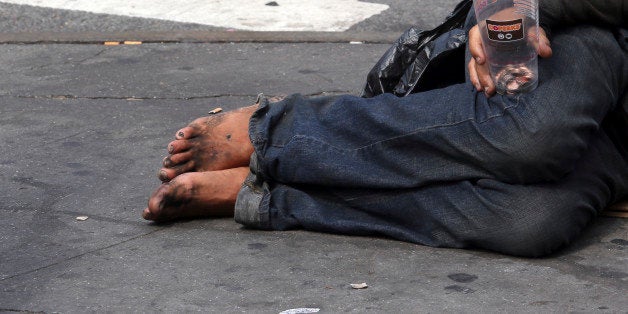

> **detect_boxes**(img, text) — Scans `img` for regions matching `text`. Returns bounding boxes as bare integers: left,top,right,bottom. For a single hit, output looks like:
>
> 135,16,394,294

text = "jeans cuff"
234,152,272,229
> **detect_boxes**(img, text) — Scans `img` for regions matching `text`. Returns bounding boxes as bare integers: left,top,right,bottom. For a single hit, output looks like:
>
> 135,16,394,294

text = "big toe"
143,177,196,221
143,184,170,220
142,207,155,220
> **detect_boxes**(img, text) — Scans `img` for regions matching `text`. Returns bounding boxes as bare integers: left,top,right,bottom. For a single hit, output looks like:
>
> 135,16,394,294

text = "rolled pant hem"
234,152,272,229
235,95,274,229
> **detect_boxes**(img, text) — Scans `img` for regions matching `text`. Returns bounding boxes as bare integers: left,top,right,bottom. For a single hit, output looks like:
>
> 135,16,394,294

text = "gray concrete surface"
0,42,627,313
1,1,627,312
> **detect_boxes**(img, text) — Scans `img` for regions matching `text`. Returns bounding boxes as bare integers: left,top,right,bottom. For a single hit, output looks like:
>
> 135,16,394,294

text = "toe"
175,126,199,140
143,184,169,220
158,169,171,182
162,156,171,167
168,139,191,154
142,207,154,220
159,161,195,182
166,151,194,167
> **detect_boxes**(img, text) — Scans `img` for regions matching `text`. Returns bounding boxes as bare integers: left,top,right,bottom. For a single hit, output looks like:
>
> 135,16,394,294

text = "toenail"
178,131,185,138
159,170,168,181
168,144,174,153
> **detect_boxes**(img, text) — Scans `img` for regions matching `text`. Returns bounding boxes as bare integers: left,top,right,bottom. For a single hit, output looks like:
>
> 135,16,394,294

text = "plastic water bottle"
473,0,539,94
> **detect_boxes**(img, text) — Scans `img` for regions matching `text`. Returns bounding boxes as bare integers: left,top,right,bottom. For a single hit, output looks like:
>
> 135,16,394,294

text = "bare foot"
159,105,257,182
143,167,250,222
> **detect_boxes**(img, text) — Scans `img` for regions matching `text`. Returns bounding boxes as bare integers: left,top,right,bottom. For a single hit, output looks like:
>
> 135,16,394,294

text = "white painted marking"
0,0,389,31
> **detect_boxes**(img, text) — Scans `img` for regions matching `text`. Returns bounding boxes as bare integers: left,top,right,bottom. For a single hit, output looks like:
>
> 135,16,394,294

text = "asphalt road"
1,41,626,313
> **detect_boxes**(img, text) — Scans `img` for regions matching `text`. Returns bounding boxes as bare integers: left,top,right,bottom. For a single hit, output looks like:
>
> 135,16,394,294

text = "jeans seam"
271,95,523,153
478,95,522,123
353,95,522,151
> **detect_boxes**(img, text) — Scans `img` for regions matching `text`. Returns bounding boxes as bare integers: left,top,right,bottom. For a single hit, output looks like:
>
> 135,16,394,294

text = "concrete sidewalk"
0,41,627,313
0,0,458,33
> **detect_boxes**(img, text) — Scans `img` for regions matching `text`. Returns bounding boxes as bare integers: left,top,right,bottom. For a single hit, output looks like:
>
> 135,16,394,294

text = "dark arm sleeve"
540,0,628,31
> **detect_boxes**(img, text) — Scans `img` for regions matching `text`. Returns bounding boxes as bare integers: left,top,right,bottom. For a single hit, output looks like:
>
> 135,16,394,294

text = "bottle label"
486,19,524,42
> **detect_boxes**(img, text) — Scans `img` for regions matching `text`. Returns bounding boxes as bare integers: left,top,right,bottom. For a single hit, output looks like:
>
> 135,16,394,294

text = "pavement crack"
49,130,85,143
0,309,45,314
2,94,257,101
8,48,108,75
0,228,167,282
76,48,107,64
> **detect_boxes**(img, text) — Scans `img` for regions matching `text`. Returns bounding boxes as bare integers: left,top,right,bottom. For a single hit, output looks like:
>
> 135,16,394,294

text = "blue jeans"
235,23,628,257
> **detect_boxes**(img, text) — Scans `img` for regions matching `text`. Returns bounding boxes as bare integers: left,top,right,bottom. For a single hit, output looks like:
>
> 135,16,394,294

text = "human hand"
468,25,553,97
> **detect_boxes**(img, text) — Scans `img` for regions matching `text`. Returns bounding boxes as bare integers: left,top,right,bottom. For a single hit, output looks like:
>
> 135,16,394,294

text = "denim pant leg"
237,119,628,257
234,25,628,256
248,26,627,188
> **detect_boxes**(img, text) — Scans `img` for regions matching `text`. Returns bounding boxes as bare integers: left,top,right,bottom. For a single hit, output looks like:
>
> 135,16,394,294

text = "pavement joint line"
0,91,353,101
0,309,45,314
0,227,168,282
0,31,398,45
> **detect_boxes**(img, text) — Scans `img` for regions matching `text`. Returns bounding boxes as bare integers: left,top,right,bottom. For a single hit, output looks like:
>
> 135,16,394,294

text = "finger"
476,62,496,96
468,25,487,65
529,27,553,59
468,58,482,91
537,29,553,58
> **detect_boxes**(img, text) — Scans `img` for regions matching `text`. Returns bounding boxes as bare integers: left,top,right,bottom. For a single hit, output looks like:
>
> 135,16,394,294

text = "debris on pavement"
76,216,89,221
350,283,368,289
104,41,142,46
208,107,223,114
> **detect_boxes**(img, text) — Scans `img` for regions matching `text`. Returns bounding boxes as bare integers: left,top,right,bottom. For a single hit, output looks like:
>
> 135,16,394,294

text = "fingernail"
475,56,482,63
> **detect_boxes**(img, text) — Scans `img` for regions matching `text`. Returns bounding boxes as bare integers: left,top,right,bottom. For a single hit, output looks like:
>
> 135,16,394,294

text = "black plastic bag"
362,0,472,98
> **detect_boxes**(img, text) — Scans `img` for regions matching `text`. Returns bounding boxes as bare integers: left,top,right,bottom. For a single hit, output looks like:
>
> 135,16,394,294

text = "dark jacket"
542,0,628,158
541,0,628,32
